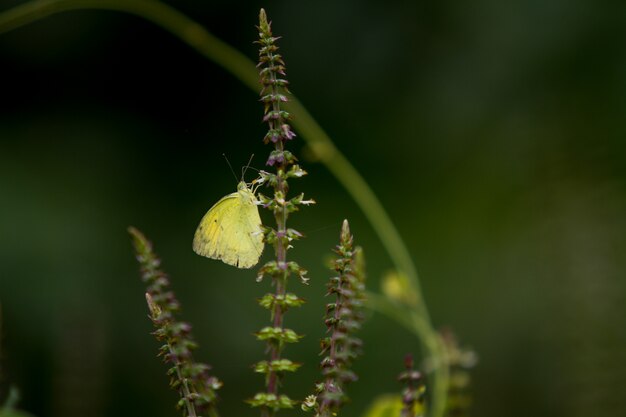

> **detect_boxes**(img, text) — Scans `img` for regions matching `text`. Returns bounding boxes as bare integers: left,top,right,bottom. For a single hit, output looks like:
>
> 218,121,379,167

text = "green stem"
0,1,447,415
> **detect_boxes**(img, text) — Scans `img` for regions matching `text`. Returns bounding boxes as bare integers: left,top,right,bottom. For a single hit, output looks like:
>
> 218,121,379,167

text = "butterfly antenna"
241,154,255,181
223,153,239,183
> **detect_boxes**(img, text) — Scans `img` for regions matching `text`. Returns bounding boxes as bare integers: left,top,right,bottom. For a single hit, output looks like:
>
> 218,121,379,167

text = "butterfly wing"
193,190,264,269
228,192,264,268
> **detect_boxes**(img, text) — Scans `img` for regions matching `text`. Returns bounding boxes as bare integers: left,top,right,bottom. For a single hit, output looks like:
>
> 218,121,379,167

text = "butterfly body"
193,181,264,269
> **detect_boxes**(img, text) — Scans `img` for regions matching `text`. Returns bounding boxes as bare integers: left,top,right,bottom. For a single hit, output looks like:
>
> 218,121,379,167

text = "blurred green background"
1,1,626,417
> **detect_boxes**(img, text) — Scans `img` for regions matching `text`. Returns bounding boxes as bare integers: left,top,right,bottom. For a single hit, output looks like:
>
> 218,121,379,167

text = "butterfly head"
237,181,257,204
237,181,249,192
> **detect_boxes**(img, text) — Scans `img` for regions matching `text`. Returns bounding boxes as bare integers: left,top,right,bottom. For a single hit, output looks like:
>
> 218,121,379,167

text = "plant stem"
169,344,198,417
269,53,289,389
254,9,305,416
132,228,221,417
264,63,289,412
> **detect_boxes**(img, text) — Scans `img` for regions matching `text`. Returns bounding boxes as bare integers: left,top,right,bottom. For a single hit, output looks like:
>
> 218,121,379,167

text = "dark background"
1,1,626,417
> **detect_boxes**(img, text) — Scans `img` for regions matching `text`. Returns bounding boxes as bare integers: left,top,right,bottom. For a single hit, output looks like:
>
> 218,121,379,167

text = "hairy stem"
169,344,198,417
266,52,289,406
253,9,307,417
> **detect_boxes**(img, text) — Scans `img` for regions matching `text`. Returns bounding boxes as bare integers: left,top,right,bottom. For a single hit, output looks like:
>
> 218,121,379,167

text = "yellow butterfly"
193,181,264,269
